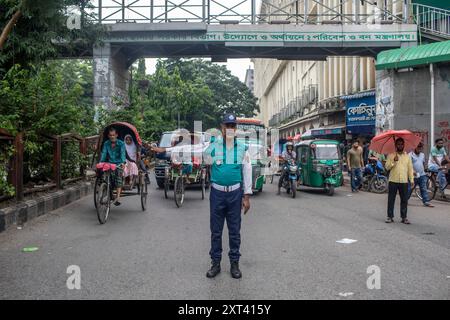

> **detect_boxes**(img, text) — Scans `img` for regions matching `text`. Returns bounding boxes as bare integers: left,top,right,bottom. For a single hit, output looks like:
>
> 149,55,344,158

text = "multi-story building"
244,67,255,93
253,0,408,141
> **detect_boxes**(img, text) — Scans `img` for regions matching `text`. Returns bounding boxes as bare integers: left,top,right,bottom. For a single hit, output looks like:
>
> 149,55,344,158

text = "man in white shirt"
409,142,433,207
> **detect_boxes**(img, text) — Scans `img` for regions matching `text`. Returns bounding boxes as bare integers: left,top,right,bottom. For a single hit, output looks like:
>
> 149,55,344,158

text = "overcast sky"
145,58,254,82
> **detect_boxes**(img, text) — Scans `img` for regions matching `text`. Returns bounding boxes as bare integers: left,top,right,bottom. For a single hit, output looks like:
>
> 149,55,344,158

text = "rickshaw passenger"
124,134,139,184
100,127,126,206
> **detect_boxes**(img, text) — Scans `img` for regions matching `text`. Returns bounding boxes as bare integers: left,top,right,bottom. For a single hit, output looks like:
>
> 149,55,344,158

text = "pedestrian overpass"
72,0,419,107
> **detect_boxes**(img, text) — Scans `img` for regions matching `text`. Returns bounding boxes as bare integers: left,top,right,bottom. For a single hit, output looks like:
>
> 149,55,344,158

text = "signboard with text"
346,96,376,135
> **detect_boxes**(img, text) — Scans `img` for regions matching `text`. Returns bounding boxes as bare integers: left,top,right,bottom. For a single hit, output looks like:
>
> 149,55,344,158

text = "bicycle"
410,169,441,201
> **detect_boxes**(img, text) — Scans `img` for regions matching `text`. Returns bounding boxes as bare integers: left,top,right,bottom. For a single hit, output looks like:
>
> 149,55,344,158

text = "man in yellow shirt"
385,138,415,224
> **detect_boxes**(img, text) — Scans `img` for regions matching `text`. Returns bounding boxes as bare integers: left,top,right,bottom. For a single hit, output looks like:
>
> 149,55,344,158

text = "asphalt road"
0,175,449,300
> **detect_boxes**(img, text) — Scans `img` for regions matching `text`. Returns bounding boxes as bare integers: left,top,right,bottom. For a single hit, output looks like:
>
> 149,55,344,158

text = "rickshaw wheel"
174,176,185,208
140,174,148,211
164,178,169,199
96,182,110,224
201,169,206,200
93,177,102,209
201,178,206,200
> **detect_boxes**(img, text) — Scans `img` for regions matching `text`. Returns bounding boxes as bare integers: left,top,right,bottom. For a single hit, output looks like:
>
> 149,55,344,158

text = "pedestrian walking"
409,142,434,207
385,138,414,224
346,140,364,192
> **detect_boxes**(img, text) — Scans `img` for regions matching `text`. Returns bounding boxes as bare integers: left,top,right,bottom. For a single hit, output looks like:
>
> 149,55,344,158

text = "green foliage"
0,61,95,184
0,143,14,197
161,58,259,129
0,0,105,77
0,62,93,135
136,58,146,80
113,58,259,142
61,142,87,179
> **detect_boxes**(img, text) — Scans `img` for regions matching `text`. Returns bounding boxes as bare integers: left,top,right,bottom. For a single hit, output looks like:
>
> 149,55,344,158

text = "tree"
105,58,258,140
161,59,259,128
0,0,104,77
136,58,146,80
0,61,96,181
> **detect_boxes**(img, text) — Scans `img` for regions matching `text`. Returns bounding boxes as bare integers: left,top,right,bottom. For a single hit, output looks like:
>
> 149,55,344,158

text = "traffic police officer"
151,113,252,279
204,113,252,279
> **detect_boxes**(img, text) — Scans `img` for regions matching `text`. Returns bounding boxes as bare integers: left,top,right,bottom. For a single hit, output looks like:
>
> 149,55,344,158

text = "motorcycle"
361,159,388,194
278,159,300,198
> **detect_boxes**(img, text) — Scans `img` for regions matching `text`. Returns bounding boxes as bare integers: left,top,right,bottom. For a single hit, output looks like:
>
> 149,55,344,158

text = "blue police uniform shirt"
205,137,248,187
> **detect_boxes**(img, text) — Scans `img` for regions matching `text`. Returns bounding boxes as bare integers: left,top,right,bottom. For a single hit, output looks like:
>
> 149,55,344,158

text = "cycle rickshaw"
163,148,207,208
94,122,149,224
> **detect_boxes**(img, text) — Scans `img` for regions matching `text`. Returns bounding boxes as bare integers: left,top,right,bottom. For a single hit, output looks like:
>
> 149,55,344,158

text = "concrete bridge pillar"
93,43,130,109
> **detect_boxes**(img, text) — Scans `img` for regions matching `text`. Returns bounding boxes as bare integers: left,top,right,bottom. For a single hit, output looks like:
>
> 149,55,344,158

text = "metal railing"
413,3,450,39
83,0,409,25
0,129,99,203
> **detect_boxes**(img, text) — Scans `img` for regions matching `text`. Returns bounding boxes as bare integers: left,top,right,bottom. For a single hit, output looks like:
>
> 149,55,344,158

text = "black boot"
230,261,242,279
206,261,221,278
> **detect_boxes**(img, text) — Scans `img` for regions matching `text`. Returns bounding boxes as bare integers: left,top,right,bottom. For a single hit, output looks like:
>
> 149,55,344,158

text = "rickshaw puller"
100,127,126,206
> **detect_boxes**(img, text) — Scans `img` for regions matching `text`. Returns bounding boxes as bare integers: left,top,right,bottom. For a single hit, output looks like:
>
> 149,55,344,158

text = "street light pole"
430,63,435,146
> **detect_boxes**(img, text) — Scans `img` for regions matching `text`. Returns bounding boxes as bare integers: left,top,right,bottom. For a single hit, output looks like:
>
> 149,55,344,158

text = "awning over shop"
341,90,375,100
376,40,450,70
311,127,345,136
301,127,345,140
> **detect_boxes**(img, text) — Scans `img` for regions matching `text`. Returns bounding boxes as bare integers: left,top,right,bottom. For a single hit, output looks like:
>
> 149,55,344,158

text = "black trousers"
387,182,409,219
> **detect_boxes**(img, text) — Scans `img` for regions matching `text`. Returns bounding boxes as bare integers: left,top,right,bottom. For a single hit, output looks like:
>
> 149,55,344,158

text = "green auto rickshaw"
295,139,344,196
240,139,266,193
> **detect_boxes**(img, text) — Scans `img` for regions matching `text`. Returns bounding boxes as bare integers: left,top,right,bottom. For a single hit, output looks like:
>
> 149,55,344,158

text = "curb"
0,181,93,233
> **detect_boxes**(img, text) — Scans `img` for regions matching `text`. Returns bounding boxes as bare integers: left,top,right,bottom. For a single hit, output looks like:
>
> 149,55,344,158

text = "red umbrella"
369,130,422,154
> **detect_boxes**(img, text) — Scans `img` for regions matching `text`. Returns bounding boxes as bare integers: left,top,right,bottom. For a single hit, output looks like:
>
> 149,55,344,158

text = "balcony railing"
413,3,450,40
268,84,318,127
